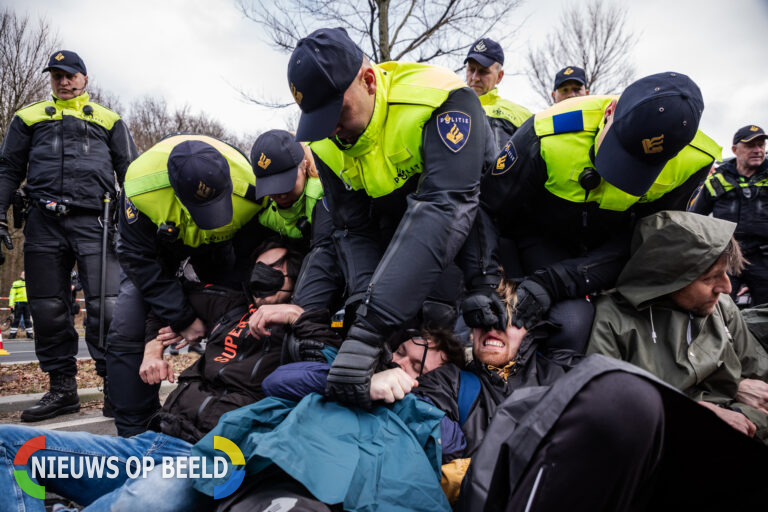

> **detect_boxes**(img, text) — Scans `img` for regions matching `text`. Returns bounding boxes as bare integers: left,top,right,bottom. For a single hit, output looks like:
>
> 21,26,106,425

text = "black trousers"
23,208,119,377
10,302,33,331
505,373,767,511
105,272,160,437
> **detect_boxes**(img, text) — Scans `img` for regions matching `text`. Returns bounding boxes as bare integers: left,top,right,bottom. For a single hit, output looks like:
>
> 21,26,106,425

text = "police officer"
464,38,532,150
107,135,263,436
8,271,33,339
250,129,342,312
287,28,496,408
0,50,137,421
481,72,721,351
689,125,768,305
551,66,590,103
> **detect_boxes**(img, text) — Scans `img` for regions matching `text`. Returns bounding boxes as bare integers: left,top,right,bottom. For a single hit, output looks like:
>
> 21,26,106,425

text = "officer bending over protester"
253,277,766,510
0,239,310,512
249,129,344,313
288,27,498,409
589,211,768,442
478,72,721,353
107,135,264,437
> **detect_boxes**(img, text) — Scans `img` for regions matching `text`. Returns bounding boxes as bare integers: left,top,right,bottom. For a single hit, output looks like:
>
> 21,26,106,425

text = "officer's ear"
362,66,377,96
603,99,618,122
551,90,556,102
496,68,504,84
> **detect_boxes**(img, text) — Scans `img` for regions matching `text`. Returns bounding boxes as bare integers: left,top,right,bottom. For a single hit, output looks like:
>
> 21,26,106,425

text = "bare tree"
526,0,638,106
237,0,523,107
87,83,125,114
0,9,60,139
126,96,256,154
0,9,59,290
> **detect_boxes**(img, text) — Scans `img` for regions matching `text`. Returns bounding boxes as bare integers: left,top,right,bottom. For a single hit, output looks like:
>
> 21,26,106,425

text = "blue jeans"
0,425,208,512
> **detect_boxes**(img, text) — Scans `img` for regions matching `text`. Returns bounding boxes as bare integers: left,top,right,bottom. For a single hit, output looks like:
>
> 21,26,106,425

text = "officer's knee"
28,298,71,338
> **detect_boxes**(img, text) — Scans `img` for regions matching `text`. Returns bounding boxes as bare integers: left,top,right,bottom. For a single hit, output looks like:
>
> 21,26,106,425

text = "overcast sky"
9,0,768,158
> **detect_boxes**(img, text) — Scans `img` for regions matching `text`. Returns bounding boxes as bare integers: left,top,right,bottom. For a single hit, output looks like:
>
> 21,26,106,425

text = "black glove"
282,332,327,363
325,326,383,409
513,279,552,329
461,293,508,331
0,214,12,266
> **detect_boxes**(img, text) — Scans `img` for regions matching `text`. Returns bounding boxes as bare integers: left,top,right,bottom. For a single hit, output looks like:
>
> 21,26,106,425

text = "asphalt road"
1,338,198,363
0,337,91,363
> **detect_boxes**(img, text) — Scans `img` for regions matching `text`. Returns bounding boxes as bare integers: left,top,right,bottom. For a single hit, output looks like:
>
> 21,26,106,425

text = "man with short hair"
287,27,498,409
589,210,768,442
689,125,768,305
0,50,137,421
551,65,589,103
464,38,532,149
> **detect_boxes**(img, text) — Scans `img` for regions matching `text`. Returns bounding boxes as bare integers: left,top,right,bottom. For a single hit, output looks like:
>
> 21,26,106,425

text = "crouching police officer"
107,135,263,436
0,50,137,421
250,129,343,312
479,72,721,352
287,28,497,408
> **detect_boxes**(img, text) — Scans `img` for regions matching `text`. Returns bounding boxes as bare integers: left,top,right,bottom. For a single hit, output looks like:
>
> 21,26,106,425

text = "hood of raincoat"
616,210,736,309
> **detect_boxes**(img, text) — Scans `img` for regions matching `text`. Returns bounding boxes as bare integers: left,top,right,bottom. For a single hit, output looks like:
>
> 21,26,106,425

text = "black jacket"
689,157,768,254
0,94,137,212
303,87,497,336
116,194,264,332
481,117,712,301
150,302,284,444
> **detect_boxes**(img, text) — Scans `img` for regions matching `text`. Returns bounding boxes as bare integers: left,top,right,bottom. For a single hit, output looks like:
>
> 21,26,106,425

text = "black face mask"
248,262,287,298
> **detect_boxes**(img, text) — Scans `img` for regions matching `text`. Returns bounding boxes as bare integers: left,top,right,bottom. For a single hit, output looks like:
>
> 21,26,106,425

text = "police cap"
167,140,233,230
43,50,87,75
287,28,364,142
595,72,703,197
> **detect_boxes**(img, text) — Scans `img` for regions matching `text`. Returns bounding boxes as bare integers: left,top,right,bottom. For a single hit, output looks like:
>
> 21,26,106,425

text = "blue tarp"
192,393,450,512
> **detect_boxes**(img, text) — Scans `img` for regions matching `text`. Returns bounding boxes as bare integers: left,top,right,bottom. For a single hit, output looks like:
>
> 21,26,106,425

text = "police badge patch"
437,111,471,153
125,196,139,224
491,140,517,175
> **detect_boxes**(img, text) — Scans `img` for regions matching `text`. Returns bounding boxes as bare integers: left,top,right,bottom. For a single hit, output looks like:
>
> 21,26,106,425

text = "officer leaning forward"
107,135,263,437
480,72,721,352
0,50,137,421
464,38,532,150
690,125,768,305
288,28,497,408
249,129,343,312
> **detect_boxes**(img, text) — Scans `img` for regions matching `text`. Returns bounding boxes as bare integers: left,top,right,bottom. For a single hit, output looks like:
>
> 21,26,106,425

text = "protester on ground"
551,65,589,103
478,72,721,353
107,134,264,437
464,38,532,149
588,210,768,442
8,270,33,339
0,50,137,421
288,27,497,409
0,239,306,512
689,124,768,306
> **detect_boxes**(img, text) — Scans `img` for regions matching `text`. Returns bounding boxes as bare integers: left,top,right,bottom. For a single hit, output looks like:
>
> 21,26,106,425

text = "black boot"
102,377,115,418
189,342,205,355
21,373,80,422
8,331,16,339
